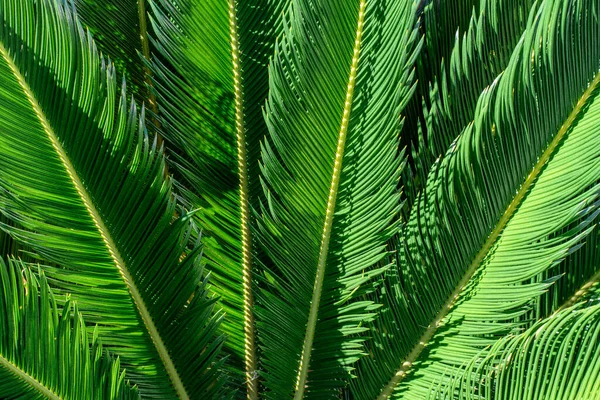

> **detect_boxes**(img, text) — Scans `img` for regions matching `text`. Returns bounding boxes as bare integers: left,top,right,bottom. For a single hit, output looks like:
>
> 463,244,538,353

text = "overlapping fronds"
352,0,600,398
431,301,600,399
408,0,537,204
0,258,139,400
351,2,540,396
400,0,479,210
0,0,226,397
255,0,420,397
74,0,152,102
148,1,287,394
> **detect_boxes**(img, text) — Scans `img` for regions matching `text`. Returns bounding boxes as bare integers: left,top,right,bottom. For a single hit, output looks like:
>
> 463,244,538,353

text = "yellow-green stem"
227,1,258,399
293,2,367,398
0,355,61,400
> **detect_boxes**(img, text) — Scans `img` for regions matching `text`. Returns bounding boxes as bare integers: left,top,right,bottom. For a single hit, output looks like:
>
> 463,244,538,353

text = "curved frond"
0,258,139,400
432,302,600,399
352,1,538,397
400,0,478,212
365,0,600,397
0,0,225,397
148,0,287,394
256,0,420,397
407,0,537,206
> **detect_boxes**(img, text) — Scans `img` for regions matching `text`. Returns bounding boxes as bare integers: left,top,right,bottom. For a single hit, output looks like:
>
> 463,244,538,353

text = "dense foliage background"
1,0,600,399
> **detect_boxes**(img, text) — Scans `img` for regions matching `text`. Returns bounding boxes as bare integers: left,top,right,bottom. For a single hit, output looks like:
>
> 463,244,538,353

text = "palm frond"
431,299,600,399
255,0,420,397
351,2,540,396
358,0,600,397
406,0,537,207
0,258,139,399
74,0,153,103
0,0,226,397
148,0,287,393
399,0,478,213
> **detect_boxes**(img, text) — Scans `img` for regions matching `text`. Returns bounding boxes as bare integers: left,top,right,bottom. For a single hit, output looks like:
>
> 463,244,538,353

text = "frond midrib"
0,353,61,400
557,268,600,311
377,70,600,400
293,2,367,398
0,41,189,400
227,1,257,398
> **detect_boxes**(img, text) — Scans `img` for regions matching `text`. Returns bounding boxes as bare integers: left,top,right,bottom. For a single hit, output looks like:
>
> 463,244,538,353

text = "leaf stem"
0,355,61,400
293,2,367,398
227,1,258,398
377,70,600,399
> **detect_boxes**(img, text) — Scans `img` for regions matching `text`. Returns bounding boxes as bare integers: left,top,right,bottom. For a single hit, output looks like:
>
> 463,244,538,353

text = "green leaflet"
0,258,139,400
0,0,225,397
256,0,420,397
370,0,600,397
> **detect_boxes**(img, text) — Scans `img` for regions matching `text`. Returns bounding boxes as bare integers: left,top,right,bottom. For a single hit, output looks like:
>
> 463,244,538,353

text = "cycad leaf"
367,0,600,397
0,258,139,400
74,0,153,103
407,0,537,206
352,2,540,396
148,0,286,393
0,0,225,397
400,0,479,212
432,301,600,399
256,0,420,397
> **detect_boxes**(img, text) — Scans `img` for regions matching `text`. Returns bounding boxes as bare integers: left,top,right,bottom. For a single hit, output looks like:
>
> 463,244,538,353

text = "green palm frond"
148,0,287,393
74,0,154,103
0,258,139,400
255,0,420,397
0,0,225,397
400,0,478,210
432,298,600,399
353,0,600,398
352,3,539,396
408,0,537,202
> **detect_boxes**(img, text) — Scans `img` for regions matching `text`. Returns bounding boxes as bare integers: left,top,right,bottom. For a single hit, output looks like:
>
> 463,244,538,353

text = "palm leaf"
400,0,479,212
352,2,540,396
74,0,154,104
407,0,537,206
356,0,600,397
0,0,225,397
432,298,600,399
255,0,420,397
0,258,139,399
148,0,286,394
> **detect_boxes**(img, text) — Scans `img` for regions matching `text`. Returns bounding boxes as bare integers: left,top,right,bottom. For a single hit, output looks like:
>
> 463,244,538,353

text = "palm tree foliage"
1,0,600,399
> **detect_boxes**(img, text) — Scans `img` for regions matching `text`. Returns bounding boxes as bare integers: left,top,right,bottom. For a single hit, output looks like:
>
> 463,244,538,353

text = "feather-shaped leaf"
352,1,540,395
256,0,420,397
0,258,139,400
407,0,537,205
148,0,286,394
366,0,600,397
432,300,600,399
0,0,225,397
